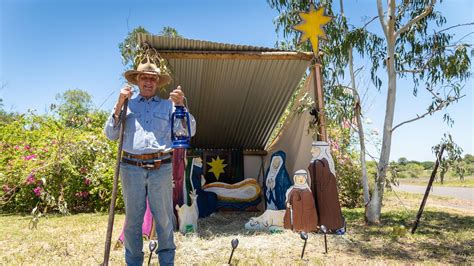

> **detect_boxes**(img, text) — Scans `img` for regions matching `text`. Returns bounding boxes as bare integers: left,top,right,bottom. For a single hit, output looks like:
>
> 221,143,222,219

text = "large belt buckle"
137,161,153,169
140,160,161,170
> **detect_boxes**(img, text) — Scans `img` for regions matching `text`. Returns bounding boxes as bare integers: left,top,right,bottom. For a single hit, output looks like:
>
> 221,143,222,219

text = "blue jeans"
120,162,175,266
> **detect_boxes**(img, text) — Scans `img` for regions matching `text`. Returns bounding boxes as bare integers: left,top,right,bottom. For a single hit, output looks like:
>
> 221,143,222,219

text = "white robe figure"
175,190,199,234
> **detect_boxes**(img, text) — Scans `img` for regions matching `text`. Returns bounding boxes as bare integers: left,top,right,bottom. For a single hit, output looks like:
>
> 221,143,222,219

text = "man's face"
137,73,159,97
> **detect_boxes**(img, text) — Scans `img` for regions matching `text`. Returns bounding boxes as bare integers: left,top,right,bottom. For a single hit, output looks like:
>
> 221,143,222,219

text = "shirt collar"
138,95,160,102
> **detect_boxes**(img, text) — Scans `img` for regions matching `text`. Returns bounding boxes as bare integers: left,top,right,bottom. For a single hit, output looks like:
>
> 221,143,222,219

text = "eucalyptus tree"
118,26,150,69
268,0,385,214
159,26,183,38
368,0,471,223
119,26,182,70
268,0,471,223
433,134,465,184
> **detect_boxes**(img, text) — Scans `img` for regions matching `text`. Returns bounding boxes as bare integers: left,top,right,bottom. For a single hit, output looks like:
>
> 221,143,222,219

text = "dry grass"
1,191,473,265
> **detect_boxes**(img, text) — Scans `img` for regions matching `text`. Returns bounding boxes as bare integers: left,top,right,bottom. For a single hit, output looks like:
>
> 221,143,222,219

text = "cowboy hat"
124,60,171,88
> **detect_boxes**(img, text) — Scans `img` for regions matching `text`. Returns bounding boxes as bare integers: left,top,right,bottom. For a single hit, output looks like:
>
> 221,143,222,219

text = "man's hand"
170,86,185,106
114,85,133,117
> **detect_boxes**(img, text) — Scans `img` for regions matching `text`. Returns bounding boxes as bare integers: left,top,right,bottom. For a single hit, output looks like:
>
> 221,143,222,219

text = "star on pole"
207,156,227,181
293,5,332,56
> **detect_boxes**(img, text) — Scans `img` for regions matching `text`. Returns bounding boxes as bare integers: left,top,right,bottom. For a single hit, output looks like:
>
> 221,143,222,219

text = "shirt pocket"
152,111,170,133
125,112,142,133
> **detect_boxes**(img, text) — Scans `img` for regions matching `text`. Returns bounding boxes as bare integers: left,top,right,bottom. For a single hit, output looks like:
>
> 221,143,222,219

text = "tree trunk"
366,13,397,223
348,48,370,205
440,166,447,184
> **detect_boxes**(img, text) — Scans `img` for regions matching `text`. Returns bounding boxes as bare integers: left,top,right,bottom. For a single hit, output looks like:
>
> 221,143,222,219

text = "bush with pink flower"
0,110,124,215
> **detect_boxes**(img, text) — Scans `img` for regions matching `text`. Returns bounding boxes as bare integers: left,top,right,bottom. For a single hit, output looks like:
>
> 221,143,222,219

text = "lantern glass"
171,106,192,148
173,117,189,137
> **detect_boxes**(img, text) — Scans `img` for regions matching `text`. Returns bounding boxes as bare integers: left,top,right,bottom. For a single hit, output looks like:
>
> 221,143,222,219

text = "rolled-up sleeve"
103,112,120,140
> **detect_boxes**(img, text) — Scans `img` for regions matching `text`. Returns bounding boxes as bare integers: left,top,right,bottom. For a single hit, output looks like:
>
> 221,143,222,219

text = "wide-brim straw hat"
124,61,171,88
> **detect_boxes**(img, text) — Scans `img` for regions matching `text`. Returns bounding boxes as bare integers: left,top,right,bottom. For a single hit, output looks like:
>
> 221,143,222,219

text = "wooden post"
311,57,327,141
411,144,445,234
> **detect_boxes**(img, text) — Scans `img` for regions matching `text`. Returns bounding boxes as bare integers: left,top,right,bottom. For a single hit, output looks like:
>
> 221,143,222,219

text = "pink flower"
2,184,11,192
84,178,91,186
342,120,351,129
75,191,90,198
14,146,20,150
25,174,36,185
33,187,42,197
24,154,37,161
24,145,31,150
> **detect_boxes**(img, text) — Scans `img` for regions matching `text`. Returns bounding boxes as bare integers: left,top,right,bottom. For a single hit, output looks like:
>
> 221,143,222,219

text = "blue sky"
1,0,472,161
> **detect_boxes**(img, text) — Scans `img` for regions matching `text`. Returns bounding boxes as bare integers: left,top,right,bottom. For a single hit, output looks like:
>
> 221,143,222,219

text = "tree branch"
438,22,474,33
397,65,429,73
377,0,389,39
396,0,436,38
363,15,379,29
391,95,465,132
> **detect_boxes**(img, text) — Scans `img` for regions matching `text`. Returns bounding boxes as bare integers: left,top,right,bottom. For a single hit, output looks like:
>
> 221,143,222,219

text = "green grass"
400,175,474,188
0,191,472,265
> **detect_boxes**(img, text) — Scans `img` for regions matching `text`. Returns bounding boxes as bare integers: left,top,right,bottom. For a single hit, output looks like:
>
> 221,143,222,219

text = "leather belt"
122,151,172,161
121,157,172,170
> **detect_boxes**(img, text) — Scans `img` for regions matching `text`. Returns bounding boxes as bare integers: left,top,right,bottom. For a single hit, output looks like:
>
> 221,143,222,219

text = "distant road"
395,184,474,201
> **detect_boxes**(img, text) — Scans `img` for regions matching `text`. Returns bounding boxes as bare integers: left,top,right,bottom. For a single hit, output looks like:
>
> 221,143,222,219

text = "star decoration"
207,156,227,181
293,5,332,55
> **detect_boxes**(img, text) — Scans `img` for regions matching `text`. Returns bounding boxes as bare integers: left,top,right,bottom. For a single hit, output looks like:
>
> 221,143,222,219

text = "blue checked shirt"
104,95,196,155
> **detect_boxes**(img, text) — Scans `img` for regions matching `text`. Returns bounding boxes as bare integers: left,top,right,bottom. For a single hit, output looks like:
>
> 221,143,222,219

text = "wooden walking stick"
101,98,128,265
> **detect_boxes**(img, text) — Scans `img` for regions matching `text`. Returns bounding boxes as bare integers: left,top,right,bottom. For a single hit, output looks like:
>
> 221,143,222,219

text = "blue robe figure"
264,151,292,210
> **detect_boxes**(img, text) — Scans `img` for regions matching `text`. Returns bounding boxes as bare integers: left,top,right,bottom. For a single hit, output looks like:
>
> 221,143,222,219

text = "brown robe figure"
284,170,318,232
308,141,344,231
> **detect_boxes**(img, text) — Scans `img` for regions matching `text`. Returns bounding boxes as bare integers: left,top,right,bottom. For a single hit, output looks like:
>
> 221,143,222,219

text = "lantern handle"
183,96,190,113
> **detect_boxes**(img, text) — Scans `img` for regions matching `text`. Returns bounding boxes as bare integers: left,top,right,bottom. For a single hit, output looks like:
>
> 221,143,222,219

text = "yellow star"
207,156,227,181
293,5,332,55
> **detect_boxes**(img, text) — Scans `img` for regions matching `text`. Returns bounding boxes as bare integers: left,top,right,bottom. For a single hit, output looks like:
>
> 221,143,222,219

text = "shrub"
327,127,363,208
0,111,123,214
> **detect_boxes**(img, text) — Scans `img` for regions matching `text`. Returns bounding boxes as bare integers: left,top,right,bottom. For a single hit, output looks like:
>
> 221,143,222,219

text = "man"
104,58,196,265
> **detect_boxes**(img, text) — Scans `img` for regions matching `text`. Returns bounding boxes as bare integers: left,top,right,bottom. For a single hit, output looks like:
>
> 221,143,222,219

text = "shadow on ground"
342,208,474,264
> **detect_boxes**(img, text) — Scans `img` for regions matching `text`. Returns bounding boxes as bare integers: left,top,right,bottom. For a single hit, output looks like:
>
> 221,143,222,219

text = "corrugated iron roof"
138,34,284,52
140,35,311,150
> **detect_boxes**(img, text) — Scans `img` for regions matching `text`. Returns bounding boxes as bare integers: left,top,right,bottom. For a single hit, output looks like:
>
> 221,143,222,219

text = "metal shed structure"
138,34,313,153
